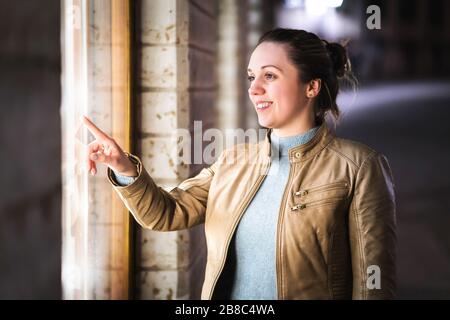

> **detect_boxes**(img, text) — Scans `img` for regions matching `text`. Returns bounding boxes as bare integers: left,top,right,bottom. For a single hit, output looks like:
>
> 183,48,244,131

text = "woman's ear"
306,79,321,98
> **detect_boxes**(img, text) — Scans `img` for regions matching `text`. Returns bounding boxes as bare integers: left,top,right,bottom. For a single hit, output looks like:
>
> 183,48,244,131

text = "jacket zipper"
291,197,345,211
207,158,271,299
275,160,295,300
294,181,348,196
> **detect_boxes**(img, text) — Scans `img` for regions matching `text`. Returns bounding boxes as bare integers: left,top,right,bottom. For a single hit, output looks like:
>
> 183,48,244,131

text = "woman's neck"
272,109,316,137
272,121,317,137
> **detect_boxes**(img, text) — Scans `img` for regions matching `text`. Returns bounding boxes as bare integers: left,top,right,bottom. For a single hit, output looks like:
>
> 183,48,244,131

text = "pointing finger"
82,116,109,141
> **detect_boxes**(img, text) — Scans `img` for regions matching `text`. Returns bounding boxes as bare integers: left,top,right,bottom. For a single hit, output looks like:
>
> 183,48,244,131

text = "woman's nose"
248,81,265,96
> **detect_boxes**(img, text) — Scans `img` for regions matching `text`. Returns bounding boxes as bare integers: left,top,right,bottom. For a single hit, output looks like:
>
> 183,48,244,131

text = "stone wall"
133,0,218,299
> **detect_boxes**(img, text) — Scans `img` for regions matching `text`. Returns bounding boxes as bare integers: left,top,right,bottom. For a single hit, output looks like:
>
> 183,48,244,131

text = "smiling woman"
85,27,397,300
247,29,354,137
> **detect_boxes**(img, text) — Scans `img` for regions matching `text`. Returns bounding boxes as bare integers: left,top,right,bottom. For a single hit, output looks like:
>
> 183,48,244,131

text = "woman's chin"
257,117,275,129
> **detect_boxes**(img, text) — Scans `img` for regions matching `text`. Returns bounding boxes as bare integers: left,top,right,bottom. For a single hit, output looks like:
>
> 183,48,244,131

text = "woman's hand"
82,116,137,177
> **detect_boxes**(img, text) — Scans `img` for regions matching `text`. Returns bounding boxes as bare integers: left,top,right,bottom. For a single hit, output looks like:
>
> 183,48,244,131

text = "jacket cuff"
107,153,152,197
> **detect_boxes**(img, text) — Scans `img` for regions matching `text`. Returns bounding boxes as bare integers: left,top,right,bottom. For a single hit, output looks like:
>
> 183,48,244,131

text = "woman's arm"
82,115,216,232
349,152,397,299
108,153,218,231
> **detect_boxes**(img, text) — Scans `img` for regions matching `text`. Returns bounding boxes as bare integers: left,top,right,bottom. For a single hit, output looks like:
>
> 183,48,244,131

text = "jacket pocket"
291,197,345,212
294,181,349,196
290,181,350,213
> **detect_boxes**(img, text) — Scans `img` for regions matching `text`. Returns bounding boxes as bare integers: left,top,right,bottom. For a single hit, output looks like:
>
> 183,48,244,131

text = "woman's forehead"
248,42,292,71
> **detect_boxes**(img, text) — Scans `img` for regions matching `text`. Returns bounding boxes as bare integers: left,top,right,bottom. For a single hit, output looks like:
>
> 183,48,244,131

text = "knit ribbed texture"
112,171,137,186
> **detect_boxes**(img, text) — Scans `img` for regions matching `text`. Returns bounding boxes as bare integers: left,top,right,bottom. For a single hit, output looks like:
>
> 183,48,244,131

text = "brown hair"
257,28,357,125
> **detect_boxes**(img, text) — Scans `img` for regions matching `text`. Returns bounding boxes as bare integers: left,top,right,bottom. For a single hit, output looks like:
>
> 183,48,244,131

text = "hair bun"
324,41,349,78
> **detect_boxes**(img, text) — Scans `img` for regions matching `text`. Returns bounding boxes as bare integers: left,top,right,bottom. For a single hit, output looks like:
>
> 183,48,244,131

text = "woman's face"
247,42,312,136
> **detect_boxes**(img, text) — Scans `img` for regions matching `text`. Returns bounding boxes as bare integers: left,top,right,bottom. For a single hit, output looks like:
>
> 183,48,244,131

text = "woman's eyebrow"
247,65,283,73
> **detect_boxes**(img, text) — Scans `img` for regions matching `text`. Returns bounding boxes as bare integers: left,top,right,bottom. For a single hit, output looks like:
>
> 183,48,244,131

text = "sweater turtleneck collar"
270,126,320,157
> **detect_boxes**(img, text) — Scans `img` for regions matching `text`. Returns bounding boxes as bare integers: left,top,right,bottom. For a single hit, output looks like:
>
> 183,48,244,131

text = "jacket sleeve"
108,153,218,231
349,152,397,299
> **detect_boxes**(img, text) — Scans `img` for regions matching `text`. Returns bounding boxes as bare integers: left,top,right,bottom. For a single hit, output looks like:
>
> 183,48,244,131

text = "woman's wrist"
116,168,137,177
115,156,138,177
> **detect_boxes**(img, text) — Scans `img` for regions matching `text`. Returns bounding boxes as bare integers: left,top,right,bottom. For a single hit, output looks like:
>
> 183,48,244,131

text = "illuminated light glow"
305,0,328,16
284,0,303,9
327,0,343,8
304,0,343,16
61,0,91,299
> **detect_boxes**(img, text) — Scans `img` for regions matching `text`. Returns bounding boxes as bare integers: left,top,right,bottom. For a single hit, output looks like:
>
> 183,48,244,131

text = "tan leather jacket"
108,122,397,300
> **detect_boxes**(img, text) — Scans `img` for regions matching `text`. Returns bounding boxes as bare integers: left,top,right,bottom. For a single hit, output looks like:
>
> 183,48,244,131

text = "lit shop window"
61,0,132,299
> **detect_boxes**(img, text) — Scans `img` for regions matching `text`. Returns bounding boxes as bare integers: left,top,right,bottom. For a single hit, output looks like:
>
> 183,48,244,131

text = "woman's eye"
265,73,276,80
247,75,255,82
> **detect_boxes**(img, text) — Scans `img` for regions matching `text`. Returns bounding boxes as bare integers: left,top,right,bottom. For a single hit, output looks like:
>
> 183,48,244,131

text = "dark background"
0,0,61,299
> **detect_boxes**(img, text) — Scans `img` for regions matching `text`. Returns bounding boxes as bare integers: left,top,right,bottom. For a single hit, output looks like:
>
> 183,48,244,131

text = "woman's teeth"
256,102,272,109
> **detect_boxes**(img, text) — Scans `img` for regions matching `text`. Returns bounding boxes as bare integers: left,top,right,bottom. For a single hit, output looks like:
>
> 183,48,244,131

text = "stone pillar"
245,0,267,129
216,0,250,131
134,0,218,299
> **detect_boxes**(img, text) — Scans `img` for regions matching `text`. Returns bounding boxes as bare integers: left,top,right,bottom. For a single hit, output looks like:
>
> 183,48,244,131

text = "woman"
83,28,397,300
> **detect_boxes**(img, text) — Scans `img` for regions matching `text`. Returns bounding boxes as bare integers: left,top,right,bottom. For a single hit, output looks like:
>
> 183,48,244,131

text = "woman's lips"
256,101,273,111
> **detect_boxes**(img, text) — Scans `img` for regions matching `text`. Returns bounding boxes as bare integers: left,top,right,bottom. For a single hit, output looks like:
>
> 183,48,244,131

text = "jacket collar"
264,121,334,163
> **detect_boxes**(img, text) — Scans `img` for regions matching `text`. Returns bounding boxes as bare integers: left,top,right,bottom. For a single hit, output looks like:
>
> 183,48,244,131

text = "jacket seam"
352,205,365,299
353,151,378,299
296,136,334,163
327,226,335,299
326,144,361,170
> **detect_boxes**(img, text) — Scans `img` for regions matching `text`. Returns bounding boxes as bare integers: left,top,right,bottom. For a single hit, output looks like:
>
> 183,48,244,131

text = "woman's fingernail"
91,168,96,175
